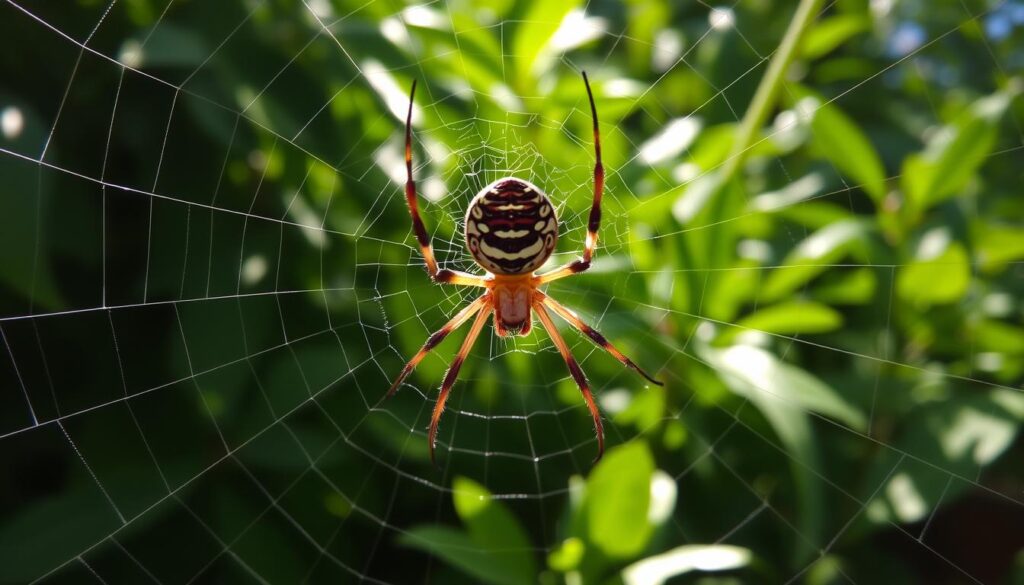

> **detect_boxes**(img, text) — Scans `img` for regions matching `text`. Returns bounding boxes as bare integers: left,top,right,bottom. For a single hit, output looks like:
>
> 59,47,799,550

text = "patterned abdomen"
465,178,558,275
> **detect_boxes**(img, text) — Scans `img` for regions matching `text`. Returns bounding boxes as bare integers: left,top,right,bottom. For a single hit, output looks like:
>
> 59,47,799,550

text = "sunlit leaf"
801,14,870,59
702,344,866,430
901,85,1021,214
717,300,842,345
790,86,886,203
975,222,1024,273
621,544,752,585
897,241,970,306
512,0,581,86
810,267,877,305
585,441,655,558
452,476,537,580
761,219,869,302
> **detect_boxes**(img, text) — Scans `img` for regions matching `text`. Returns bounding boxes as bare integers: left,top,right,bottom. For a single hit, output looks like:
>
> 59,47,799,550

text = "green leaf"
512,0,581,87
548,537,585,572
975,222,1024,273
810,268,877,305
585,441,655,558
718,300,843,345
791,86,886,203
801,14,870,59
863,390,1024,527
897,241,970,307
400,527,530,585
452,477,537,581
901,85,1020,214
702,345,866,431
699,343,844,561
621,544,752,585
974,320,1024,354
762,219,869,302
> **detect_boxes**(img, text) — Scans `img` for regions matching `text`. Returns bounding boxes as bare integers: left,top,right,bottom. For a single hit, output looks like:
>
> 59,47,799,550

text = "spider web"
0,0,1022,583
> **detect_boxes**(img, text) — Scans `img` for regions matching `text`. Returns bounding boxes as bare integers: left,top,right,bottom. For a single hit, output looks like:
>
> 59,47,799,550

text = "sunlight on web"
0,0,1022,583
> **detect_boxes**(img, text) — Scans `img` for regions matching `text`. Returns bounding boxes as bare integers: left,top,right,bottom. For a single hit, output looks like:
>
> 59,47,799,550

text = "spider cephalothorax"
388,72,663,465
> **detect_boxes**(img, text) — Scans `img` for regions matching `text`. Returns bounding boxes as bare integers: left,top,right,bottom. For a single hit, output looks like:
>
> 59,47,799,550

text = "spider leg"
404,81,487,288
535,71,603,285
428,304,492,466
540,293,663,386
387,294,490,398
534,302,605,463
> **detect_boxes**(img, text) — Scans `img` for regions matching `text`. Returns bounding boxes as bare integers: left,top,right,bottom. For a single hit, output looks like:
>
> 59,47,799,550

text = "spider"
388,72,663,465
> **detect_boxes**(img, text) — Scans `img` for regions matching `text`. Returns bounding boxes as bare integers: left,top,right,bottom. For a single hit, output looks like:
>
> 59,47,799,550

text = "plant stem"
720,0,824,183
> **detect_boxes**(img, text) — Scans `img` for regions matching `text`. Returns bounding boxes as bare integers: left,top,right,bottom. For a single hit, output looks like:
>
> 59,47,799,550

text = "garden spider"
388,72,663,464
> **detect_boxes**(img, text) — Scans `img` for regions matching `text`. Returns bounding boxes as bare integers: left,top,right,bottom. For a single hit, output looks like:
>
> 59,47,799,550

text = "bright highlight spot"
1,106,24,140
709,7,735,31
241,255,268,285
363,59,415,123
623,544,751,585
638,117,702,165
118,39,144,68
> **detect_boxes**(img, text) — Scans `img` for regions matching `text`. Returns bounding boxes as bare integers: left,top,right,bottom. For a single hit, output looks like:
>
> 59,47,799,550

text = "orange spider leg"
533,301,605,463
404,80,487,288
387,294,491,398
539,293,663,386
536,70,603,285
428,302,492,465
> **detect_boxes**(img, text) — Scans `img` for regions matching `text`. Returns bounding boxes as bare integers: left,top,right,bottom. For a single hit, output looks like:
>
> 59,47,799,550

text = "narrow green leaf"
512,0,581,87
585,442,655,558
801,14,870,59
718,300,843,345
791,86,886,202
901,85,1020,213
810,268,877,305
702,345,866,430
761,220,868,302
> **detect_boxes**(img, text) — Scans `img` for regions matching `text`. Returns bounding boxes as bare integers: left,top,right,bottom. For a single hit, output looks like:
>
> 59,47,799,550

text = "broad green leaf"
791,86,886,203
801,14,870,59
901,85,1020,213
761,220,869,302
622,544,752,585
399,527,531,585
452,477,537,582
717,300,842,345
512,0,581,87
585,441,655,558
897,241,970,306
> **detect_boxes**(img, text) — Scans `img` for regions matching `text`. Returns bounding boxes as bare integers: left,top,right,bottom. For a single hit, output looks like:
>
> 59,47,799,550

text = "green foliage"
1,0,1022,583
401,478,536,585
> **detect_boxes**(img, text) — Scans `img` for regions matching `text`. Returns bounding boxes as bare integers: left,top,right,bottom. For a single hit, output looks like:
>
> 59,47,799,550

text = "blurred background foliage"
1,0,1023,583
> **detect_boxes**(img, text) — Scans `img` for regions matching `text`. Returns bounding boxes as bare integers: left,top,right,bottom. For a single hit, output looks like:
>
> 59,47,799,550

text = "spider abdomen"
465,178,558,275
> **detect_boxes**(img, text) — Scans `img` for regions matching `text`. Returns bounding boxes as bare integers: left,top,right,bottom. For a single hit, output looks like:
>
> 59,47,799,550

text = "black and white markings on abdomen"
465,178,558,275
